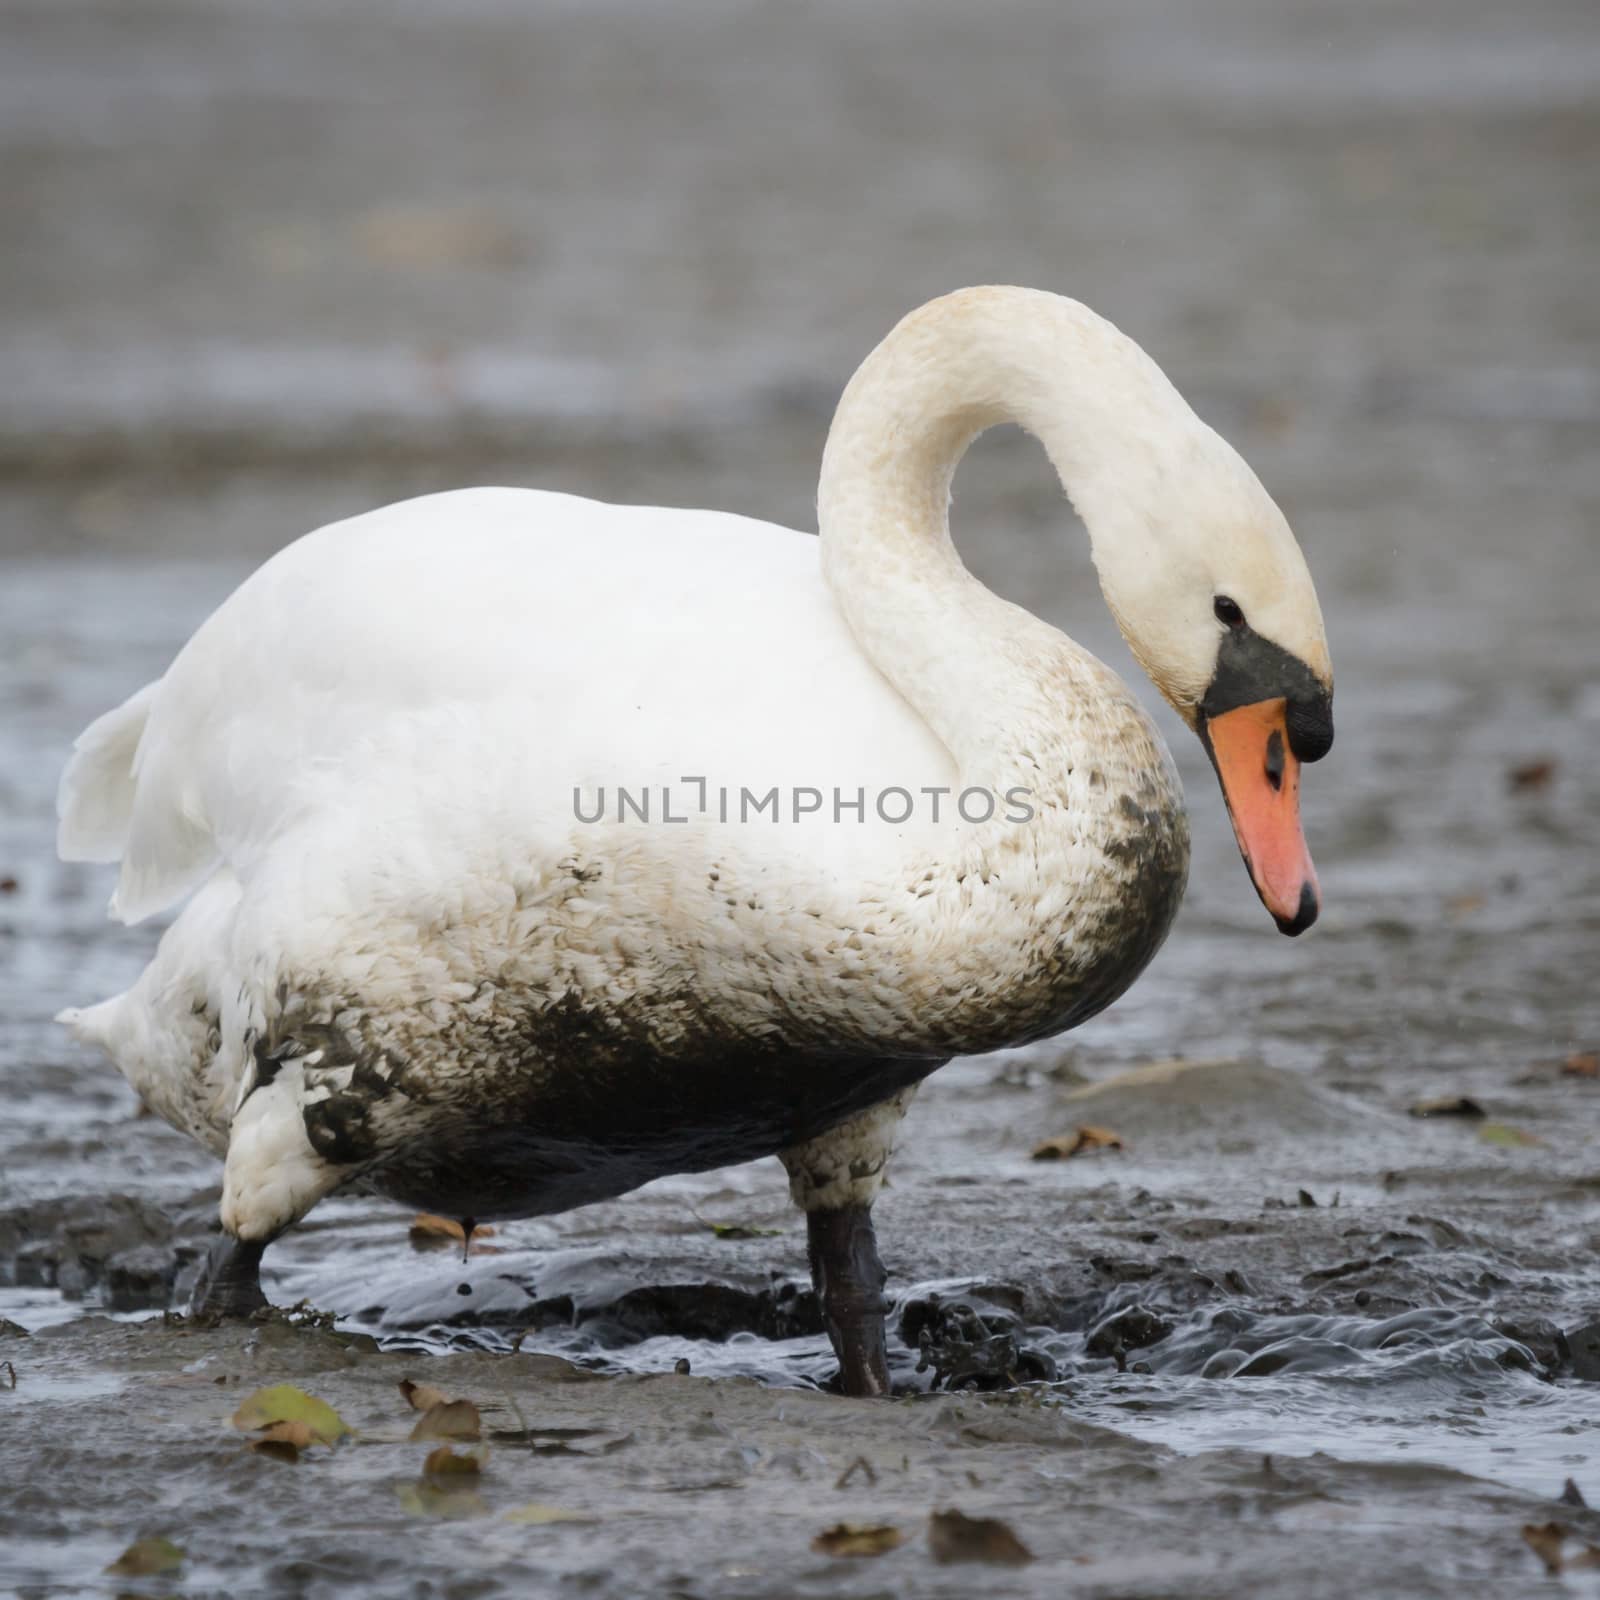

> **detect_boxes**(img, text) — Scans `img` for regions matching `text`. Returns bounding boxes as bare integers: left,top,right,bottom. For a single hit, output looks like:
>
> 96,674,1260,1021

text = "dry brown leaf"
1508,758,1556,792
812,1522,904,1558
1031,1125,1125,1160
409,1399,482,1442
928,1508,1034,1566
423,1444,485,1477
408,1214,496,1252
105,1537,184,1576
399,1376,450,1413
1562,1053,1598,1078
1525,1521,1571,1574
1446,893,1484,918
1518,1522,1600,1573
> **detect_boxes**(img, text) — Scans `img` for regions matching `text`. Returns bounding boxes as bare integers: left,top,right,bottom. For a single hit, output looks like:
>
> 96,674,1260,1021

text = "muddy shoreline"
4,1052,1598,1596
5,1314,1598,1600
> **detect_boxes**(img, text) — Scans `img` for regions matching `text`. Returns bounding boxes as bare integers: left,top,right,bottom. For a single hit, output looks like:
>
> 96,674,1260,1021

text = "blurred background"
4,0,1595,1058
2,1,1599,1579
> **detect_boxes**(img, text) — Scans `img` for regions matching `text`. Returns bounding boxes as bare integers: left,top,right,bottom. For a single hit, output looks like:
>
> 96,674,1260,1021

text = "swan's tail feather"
57,677,219,924
56,681,160,864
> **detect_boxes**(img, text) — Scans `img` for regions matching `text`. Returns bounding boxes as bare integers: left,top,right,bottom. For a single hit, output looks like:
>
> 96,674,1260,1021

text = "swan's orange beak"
1202,697,1320,936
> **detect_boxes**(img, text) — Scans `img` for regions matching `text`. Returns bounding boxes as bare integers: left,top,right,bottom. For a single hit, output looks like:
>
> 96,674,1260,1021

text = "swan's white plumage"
57,286,1330,1256
67,488,956,929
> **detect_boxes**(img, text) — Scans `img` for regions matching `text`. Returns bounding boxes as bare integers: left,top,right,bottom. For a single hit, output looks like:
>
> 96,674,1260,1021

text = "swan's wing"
67,486,953,925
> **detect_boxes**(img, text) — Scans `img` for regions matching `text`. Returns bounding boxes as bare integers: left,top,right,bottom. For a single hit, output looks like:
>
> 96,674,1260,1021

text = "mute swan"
58,287,1332,1396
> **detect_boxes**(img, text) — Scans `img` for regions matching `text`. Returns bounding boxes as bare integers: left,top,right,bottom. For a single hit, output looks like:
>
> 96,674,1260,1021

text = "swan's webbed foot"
807,1203,891,1398
191,1233,270,1318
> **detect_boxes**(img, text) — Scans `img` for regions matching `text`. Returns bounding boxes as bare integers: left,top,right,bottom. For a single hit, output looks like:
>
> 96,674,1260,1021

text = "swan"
57,286,1332,1396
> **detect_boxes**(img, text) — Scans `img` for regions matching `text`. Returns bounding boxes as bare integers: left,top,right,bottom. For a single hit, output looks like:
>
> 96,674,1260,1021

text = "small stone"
1566,1320,1600,1382
1086,1306,1173,1359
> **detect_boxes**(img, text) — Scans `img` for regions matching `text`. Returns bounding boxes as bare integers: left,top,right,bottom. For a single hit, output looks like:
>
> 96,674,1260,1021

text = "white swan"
57,287,1332,1394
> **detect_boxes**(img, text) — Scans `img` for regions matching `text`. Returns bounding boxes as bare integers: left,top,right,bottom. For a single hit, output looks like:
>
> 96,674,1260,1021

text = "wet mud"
3,0,1599,1595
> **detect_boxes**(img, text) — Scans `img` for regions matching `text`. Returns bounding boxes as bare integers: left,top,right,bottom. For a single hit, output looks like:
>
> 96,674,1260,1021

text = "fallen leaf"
813,1522,904,1558
231,1384,350,1444
1561,1053,1598,1078
1030,1125,1125,1160
409,1399,482,1441
399,1376,450,1413
503,1503,598,1526
1508,758,1555,792
395,1481,488,1520
105,1536,184,1576
1446,893,1484,918
0,875,17,894
927,1508,1034,1566
1480,1123,1545,1148
1524,1522,1566,1575
408,1214,496,1252
423,1444,485,1476
1408,1096,1486,1120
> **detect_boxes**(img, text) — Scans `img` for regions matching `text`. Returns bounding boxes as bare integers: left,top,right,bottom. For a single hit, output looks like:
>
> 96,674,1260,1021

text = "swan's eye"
1213,595,1245,629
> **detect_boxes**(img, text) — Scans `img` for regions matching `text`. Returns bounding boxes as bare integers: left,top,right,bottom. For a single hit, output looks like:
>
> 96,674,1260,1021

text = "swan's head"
1087,424,1334,937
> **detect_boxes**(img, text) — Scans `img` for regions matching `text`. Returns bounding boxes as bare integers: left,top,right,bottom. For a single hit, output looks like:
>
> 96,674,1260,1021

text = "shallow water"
2,0,1599,1595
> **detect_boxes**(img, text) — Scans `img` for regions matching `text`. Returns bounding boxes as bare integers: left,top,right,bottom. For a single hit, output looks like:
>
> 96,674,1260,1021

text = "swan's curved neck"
817,286,1191,780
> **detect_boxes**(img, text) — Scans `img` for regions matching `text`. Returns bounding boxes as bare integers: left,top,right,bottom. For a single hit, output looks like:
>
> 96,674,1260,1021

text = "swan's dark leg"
191,1233,269,1317
807,1203,891,1398
779,1086,920,1397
